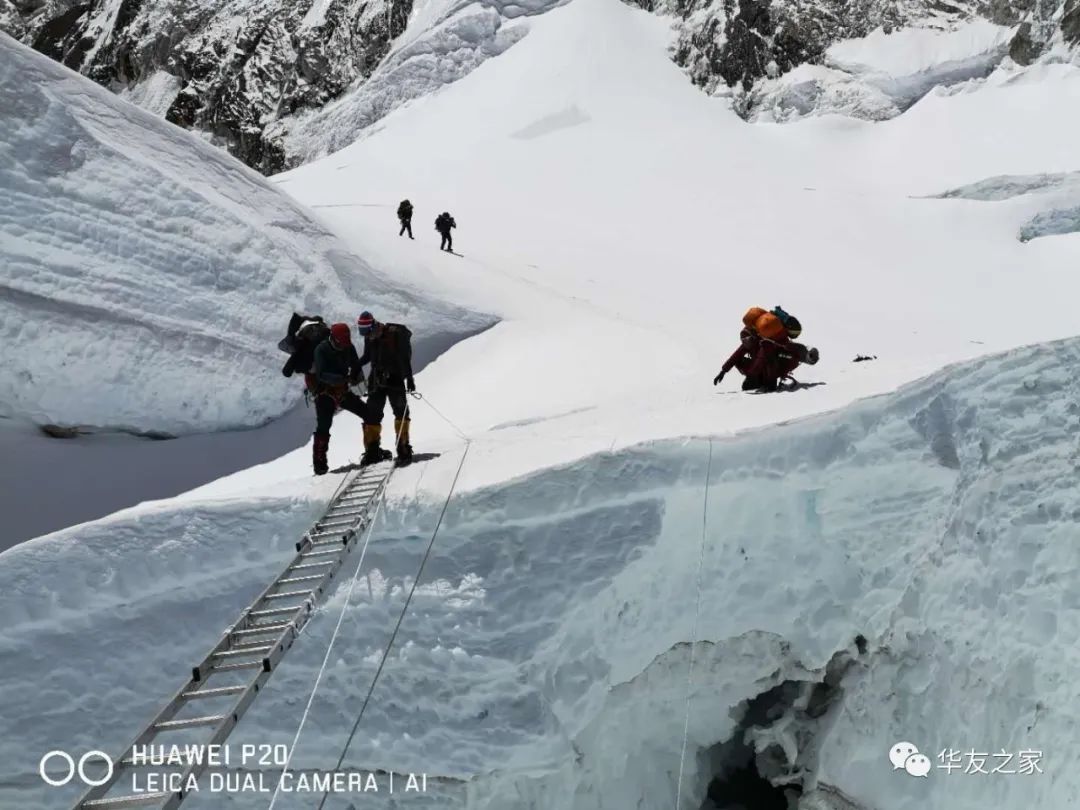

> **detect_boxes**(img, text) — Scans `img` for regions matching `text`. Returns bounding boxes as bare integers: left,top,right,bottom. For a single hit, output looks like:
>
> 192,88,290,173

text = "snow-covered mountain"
0,0,562,171
4,0,1077,171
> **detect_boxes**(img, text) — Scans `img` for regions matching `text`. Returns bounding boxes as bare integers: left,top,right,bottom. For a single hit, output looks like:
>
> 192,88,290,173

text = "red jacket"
746,337,803,380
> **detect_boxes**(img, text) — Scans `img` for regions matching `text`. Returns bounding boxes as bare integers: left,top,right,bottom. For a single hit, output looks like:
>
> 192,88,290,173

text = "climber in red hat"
308,322,374,475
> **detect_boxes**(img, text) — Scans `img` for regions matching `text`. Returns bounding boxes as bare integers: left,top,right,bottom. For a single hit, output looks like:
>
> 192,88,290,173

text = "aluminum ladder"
73,463,394,809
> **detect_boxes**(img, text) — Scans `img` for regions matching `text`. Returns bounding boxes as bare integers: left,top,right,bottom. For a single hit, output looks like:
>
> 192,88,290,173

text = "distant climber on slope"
398,199,414,239
713,306,819,392
355,311,416,466
310,323,374,475
435,211,456,252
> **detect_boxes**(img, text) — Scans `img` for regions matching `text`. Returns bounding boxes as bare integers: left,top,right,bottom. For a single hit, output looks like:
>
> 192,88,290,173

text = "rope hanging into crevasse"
675,438,713,809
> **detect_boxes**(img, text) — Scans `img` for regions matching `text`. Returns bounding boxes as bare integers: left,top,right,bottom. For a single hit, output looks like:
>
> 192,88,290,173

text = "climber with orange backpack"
713,306,819,392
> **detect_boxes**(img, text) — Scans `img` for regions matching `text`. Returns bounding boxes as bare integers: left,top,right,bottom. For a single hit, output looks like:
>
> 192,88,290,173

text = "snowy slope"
3,338,1079,810
3,0,1080,808
0,34,485,436
271,0,1080,489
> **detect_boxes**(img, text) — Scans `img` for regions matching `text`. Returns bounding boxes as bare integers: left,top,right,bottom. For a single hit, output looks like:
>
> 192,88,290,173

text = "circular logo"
39,751,114,788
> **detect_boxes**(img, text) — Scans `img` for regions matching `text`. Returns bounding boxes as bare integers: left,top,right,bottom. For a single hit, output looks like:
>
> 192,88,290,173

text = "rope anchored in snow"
267,478,392,810
313,439,471,810
267,390,471,810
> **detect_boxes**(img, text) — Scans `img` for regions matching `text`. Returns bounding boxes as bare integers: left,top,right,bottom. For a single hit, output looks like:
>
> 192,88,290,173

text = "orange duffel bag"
742,306,786,340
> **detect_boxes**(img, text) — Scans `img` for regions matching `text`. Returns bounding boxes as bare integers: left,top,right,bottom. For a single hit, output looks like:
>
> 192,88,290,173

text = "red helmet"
329,323,352,346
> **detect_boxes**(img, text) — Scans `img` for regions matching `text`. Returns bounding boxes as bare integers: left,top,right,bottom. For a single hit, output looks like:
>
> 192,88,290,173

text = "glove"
713,370,726,386
805,347,820,365
406,377,416,393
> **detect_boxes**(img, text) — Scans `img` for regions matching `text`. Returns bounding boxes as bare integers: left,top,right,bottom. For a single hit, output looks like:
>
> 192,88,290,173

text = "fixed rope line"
674,438,713,809
315,439,472,810
410,391,470,441
308,203,388,209
267,484,391,810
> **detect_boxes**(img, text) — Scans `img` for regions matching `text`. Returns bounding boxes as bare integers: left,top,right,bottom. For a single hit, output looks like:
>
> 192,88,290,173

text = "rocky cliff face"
2,0,1077,173
4,0,413,173
642,0,1077,119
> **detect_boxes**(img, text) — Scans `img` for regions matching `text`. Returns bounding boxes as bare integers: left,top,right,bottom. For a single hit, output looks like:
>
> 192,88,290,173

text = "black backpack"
278,313,328,354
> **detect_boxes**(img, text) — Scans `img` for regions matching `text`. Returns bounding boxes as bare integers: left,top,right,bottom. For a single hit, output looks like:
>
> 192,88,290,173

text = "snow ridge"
0,35,483,434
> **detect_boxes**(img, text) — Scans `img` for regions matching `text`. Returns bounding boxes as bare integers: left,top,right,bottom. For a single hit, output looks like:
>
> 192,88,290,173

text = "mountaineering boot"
360,424,393,466
313,432,330,475
394,418,413,464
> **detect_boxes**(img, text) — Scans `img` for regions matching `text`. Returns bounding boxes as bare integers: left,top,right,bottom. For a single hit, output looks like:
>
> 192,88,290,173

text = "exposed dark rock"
1009,21,1039,64
988,0,1034,24
1064,0,1080,43
40,424,82,438
30,3,92,66
5,0,414,174
2,0,1077,168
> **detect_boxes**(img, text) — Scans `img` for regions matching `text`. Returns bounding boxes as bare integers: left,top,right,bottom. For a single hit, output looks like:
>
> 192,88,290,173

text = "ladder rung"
215,646,272,658
308,530,348,540
320,511,365,522
156,715,226,731
300,549,340,558
316,518,359,530
263,590,314,601
83,793,173,808
232,638,277,649
337,493,376,502
234,623,291,636
289,561,333,571
278,574,324,585
213,661,265,672
182,685,246,700
249,606,304,618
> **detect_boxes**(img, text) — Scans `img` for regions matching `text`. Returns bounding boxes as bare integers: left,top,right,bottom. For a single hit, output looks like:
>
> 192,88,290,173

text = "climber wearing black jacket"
435,211,456,252
309,323,374,475
355,310,415,464
398,199,414,239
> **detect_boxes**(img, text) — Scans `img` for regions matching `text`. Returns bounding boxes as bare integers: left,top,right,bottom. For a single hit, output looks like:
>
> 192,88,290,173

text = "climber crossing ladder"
73,462,395,810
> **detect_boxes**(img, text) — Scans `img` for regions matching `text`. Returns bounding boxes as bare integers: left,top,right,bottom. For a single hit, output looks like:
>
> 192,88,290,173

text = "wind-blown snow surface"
4,339,1080,809
3,0,1080,807
0,34,485,435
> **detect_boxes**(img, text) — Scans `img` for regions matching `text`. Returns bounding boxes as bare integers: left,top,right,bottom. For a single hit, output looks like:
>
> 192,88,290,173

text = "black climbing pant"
315,391,372,435
364,385,409,424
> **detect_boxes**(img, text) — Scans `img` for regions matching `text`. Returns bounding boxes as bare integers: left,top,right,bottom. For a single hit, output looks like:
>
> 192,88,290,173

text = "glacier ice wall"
2,337,1079,809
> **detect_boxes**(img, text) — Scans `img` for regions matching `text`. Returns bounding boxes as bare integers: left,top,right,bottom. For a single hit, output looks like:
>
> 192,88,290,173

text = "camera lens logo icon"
889,742,930,778
39,751,113,788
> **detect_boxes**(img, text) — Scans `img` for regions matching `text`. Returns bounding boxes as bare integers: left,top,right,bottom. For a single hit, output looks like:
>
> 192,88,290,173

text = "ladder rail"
73,464,393,809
